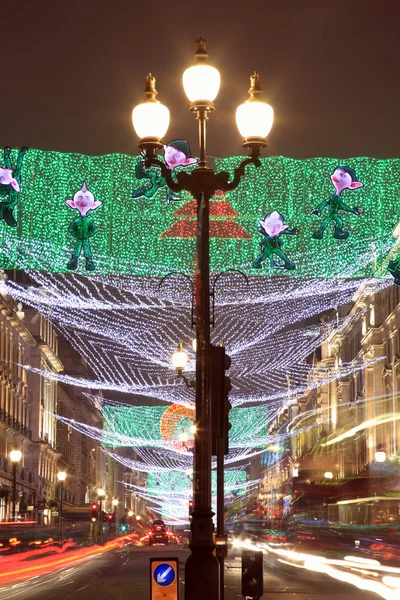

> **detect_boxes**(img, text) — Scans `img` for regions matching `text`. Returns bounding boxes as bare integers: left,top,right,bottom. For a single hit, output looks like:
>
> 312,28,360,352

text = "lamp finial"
194,38,209,61
144,73,159,102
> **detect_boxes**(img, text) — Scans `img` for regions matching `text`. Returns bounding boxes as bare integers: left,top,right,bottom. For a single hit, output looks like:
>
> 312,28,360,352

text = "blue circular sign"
153,563,176,587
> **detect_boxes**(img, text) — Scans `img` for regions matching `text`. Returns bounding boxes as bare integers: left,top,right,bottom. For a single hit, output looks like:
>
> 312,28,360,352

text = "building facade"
259,282,400,527
0,280,125,525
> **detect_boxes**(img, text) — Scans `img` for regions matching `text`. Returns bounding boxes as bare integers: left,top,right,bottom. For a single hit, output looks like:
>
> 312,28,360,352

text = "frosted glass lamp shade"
236,100,274,139
183,65,220,103
172,342,189,371
132,101,170,140
10,449,22,462
57,471,67,482
375,451,386,463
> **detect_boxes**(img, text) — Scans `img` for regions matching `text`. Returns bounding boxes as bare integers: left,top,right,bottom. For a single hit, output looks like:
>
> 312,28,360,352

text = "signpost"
150,558,179,600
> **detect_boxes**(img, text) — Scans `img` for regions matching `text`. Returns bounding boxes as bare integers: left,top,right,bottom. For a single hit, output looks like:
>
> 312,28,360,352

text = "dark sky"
2,0,399,159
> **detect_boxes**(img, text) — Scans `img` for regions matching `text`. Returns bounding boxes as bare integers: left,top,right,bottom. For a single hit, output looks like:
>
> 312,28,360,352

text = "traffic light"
210,344,232,455
188,499,194,515
91,503,99,522
107,512,115,523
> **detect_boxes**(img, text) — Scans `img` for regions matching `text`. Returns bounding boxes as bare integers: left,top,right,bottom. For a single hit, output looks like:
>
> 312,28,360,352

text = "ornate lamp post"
132,38,273,600
57,471,67,542
9,448,22,521
97,488,105,545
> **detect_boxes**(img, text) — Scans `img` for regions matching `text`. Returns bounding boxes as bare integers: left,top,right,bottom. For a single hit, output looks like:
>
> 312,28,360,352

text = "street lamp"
57,471,67,543
172,342,195,390
132,38,273,600
171,342,189,375
112,499,118,537
97,488,105,545
375,450,386,463
10,448,22,521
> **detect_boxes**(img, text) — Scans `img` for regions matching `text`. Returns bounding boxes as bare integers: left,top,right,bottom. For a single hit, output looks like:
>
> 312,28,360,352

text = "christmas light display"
0,148,399,278
387,257,400,285
0,144,394,526
65,183,102,271
132,140,196,203
0,146,28,227
252,211,298,271
138,470,248,522
311,165,364,240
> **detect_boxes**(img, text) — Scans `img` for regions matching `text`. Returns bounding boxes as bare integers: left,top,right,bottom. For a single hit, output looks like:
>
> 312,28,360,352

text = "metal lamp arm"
215,156,261,192
144,153,261,196
178,372,196,389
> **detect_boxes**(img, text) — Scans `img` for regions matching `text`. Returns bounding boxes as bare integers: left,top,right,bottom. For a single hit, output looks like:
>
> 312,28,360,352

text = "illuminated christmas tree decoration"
161,190,252,239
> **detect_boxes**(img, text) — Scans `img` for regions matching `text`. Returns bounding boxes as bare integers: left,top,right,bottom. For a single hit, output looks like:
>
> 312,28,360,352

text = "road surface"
0,542,384,600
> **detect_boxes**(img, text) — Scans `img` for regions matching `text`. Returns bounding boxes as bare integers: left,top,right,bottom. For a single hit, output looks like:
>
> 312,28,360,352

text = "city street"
1,5,400,600
0,543,383,600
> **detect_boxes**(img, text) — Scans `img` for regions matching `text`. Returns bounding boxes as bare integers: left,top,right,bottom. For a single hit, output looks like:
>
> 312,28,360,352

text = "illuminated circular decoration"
160,404,195,450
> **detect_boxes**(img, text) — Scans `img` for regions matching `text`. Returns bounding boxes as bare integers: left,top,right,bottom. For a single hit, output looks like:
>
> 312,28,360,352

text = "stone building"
0,276,122,525
0,289,61,523
259,281,400,527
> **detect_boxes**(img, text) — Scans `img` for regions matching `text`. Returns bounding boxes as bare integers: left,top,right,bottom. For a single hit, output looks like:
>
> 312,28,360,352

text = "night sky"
2,0,399,159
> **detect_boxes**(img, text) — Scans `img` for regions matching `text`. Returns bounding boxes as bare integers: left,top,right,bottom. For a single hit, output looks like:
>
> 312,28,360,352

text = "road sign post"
150,557,179,600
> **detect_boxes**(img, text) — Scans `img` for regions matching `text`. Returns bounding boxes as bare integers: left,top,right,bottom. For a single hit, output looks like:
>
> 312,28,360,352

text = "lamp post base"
185,552,219,600
185,508,219,600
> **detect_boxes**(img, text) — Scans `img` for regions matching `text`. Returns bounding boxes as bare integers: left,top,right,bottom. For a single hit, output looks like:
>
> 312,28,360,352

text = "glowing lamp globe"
97,488,105,497
128,510,134,517
10,449,22,463
183,65,220,103
171,341,189,372
183,38,220,104
375,451,386,463
132,74,170,142
57,471,67,482
236,72,274,145
112,499,119,506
